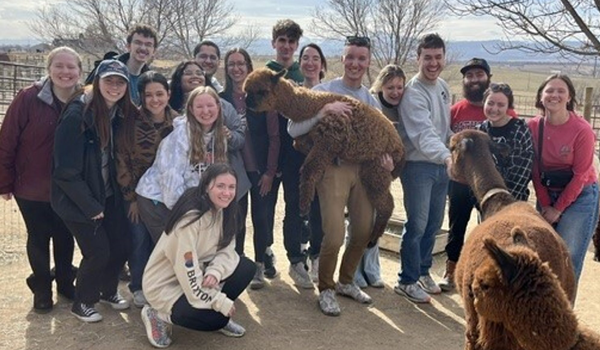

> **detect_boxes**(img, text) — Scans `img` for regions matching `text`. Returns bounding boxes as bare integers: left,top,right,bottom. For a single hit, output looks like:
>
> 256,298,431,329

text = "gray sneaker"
318,289,340,316
250,263,266,290
133,290,147,308
394,283,431,304
335,282,373,304
289,262,314,289
418,275,442,295
218,320,246,337
141,305,172,348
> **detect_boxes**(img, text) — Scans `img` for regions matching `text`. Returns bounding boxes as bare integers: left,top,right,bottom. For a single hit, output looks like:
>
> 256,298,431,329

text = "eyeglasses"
197,53,219,61
132,40,155,48
183,69,205,77
226,62,247,69
345,36,371,48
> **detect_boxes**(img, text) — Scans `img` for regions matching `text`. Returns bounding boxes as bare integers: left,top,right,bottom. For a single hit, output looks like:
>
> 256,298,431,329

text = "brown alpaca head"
243,68,288,112
472,228,562,322
449,129,510,187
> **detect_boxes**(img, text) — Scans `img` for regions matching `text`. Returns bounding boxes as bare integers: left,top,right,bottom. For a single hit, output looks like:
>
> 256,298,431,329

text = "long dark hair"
169,60,214,113
87,75,136,148
138,70,175,123
299,43,327,80
221,47,254,102
164,163,239,250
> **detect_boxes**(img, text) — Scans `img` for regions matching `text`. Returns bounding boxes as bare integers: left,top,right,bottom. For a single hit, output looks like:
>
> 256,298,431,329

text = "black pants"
236,171,277,262
170,256,255,331
15,197,75,294
63,197,129,304
445,181,478,262
303,196,323,259
268,159,305,264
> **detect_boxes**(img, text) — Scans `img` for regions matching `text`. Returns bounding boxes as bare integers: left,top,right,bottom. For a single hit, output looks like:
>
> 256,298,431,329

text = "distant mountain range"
0,38,592,64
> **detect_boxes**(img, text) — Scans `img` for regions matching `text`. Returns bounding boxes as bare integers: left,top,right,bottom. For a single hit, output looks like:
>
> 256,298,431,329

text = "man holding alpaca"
394,33,452,304
288,36,389,316
262,19,314,289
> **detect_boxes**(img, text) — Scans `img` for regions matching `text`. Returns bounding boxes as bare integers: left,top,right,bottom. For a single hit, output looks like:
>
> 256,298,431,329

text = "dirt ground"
1,197,599,350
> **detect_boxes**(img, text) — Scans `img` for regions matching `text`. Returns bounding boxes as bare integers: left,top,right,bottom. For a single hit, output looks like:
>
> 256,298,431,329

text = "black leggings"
170,256,255,331
445,180,478,262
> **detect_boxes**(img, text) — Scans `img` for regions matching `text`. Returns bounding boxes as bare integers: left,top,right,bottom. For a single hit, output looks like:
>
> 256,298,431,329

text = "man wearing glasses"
193,40,224,92
85,24,157,105
288,35,381,316
394,33,452,304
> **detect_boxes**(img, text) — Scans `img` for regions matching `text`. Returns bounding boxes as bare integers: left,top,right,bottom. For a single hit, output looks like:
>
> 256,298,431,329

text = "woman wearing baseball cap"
52,59,137,323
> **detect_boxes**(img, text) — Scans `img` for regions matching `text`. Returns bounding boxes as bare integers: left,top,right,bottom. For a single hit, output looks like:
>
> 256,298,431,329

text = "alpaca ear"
483,238,520,285
510,227,530,247
271,69,287,83
459,137,473,152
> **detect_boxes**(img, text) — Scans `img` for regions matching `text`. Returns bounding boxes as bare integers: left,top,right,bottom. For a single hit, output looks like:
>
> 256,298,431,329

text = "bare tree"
312,0,444,69
28,0,239,59
446,0,600,59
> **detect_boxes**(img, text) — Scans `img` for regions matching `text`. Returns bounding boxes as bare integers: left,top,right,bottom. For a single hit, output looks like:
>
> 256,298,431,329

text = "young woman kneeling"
141,163,255,348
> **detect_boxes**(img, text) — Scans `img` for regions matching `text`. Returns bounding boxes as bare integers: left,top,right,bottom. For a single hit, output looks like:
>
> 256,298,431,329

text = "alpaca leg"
359,161,394,242
390,148,405,179
299,146,336,216
463,298,482,350
593,218,600,261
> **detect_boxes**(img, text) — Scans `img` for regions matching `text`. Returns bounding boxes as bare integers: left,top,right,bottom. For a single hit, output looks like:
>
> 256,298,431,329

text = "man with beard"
439,58,514,291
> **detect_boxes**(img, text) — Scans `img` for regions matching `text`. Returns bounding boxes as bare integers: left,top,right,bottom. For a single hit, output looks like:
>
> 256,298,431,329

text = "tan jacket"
143,209,239,317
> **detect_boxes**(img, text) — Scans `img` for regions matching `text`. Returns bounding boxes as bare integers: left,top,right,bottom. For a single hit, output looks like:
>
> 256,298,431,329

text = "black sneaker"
71,302,102,323
100,292,130,310
264,252,278,279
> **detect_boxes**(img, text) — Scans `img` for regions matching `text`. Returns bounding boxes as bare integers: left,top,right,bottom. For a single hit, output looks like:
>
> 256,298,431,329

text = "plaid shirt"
478,118,534,201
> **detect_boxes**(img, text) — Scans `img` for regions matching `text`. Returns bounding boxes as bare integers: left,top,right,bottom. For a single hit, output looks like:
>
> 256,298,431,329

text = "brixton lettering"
187,269,213,302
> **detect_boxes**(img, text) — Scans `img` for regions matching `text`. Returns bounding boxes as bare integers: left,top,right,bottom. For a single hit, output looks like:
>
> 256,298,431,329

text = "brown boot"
438,260,456,292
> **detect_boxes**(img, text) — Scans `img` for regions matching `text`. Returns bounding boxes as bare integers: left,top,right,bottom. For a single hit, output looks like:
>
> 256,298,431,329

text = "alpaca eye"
479,281,490,291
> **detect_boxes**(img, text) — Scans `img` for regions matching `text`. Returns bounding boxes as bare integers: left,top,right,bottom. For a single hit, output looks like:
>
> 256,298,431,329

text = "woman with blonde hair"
136,86,249,241
0,46,82,313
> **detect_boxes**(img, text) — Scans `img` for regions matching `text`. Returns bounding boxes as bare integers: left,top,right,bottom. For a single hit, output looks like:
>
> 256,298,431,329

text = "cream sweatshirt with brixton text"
143,209,240,317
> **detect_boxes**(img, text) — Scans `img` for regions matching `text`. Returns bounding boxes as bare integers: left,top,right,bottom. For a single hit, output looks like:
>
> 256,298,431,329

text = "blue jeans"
547,182,599,282
354,243,382,286
398,162,449,284
126,201,154,293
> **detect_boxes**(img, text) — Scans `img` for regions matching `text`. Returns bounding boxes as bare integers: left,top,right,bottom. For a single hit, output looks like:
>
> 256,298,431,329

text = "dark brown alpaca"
474,235,600,350
593,219,600,261
450,130,576,350
243,68,405,241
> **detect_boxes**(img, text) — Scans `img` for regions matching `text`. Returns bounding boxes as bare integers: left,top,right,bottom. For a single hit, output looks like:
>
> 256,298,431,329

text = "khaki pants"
317,162,374,291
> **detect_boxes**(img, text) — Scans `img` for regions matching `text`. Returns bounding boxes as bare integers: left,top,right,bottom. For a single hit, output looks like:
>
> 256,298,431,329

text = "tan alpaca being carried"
449,130,583,350
244,68,404,242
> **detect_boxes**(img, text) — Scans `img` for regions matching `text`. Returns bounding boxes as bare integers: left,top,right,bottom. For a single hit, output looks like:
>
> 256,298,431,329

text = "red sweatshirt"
528,112,597,212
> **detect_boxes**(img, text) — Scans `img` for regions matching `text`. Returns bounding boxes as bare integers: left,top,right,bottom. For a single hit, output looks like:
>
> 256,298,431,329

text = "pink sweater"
528,112,597,212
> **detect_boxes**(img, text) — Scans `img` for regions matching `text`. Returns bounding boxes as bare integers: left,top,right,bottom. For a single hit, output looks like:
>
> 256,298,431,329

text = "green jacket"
265,60,304,83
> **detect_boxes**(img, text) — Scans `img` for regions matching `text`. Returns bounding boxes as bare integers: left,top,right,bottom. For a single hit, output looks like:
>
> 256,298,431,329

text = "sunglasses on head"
489,83,512,94
345,35,371,47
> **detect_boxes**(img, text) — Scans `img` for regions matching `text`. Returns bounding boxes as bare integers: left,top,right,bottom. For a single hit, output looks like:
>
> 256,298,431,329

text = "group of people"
0,17,597,348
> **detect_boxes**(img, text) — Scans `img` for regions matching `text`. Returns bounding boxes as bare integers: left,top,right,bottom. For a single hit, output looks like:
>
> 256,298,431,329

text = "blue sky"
0,0,503,43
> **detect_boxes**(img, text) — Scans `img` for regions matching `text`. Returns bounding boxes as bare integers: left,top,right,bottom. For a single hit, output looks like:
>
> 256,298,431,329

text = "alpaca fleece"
450,130,577,350
243,68,404,242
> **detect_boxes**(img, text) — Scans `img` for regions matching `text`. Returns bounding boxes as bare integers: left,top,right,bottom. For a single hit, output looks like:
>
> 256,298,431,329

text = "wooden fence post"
584,86,593,123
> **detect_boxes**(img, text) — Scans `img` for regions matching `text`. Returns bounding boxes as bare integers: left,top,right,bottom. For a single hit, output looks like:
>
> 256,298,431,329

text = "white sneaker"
335,282,373,304
418,275,442,295
250,263,266,290
141,305,172,348
133,290,147,308
289,262,314,289
218,320,246,337
394,283,431,304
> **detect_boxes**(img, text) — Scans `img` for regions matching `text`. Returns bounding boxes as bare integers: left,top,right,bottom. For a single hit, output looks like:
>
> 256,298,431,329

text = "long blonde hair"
185,86,227,165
